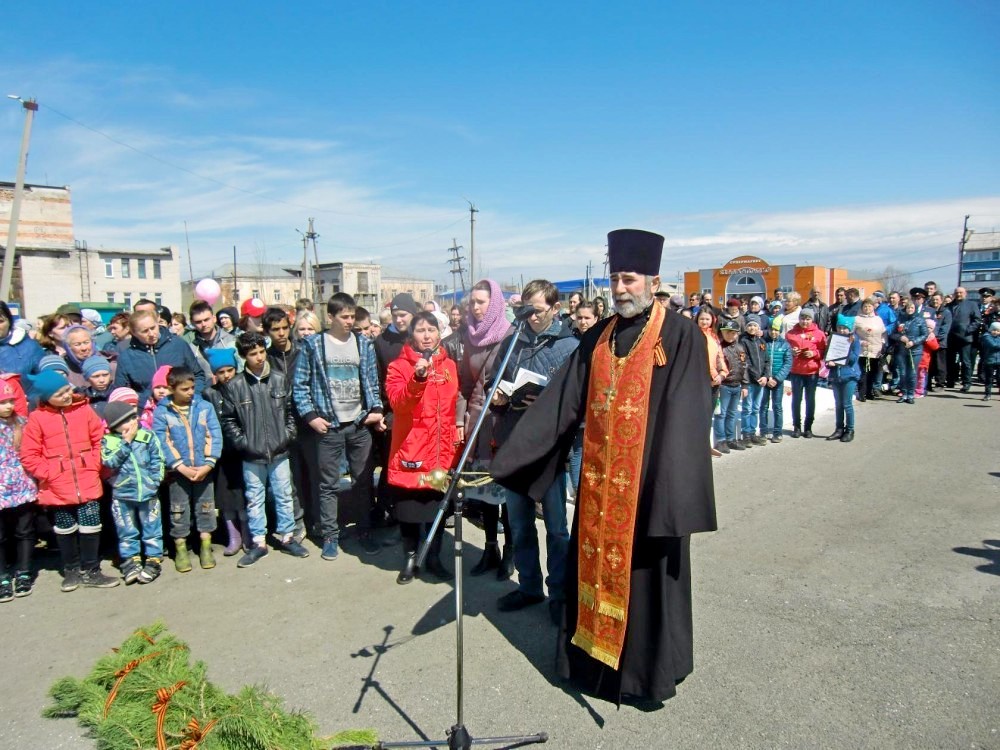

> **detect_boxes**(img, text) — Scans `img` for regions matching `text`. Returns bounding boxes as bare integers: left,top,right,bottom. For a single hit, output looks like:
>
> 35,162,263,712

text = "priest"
491,228,717,706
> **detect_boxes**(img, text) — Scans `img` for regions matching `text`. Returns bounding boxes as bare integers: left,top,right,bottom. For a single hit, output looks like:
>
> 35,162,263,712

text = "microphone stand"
376,308,547,750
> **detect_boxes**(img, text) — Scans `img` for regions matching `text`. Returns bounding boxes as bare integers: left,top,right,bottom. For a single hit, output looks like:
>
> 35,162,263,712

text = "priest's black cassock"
490,304,717,705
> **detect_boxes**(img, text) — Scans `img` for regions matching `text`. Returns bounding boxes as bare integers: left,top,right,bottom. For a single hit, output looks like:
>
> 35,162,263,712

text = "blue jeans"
243,457,296,544
896,347,917,397
790,373,818,429
831,380,857,430
760,383,784,436
741,382,765,436
504,473,569,601
713,384,742,442
111,498,163,560
567,428,584,494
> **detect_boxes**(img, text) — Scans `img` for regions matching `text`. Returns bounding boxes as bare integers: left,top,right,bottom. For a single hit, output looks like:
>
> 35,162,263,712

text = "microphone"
513,304,539,322
421,349,433,361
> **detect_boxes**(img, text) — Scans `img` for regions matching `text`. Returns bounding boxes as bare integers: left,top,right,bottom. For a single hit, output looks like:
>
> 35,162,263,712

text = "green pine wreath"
44,621,376,749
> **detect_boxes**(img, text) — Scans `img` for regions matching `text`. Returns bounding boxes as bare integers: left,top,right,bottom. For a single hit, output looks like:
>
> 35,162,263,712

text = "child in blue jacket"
980,322,1000,401
826,317,862,443
101,401,165,584
152,367,222,574
760,333,792,442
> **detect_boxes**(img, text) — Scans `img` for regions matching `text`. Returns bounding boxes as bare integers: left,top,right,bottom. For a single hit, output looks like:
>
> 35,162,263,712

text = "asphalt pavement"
2,386,998,749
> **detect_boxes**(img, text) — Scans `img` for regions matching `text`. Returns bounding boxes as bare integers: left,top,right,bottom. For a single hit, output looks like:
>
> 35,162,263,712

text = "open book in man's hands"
497,367,549,405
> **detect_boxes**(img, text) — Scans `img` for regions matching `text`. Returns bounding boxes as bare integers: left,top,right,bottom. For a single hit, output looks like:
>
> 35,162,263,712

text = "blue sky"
2,2,998,289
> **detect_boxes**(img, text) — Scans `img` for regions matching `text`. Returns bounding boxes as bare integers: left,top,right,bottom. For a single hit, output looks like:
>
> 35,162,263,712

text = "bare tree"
878,264,911,294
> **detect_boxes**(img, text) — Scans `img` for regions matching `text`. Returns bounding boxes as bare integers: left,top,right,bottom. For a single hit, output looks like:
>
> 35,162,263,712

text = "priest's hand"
491,391,509,407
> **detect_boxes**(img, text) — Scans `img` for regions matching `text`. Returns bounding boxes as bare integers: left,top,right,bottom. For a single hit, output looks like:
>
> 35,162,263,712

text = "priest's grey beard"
614,284,655,318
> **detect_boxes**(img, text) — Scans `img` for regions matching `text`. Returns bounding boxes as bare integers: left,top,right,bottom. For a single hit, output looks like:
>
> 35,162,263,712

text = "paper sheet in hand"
824,333,852,364
498,368,549,403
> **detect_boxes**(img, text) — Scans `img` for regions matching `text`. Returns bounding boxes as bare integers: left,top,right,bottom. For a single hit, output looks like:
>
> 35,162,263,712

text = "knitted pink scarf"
465,279,512,348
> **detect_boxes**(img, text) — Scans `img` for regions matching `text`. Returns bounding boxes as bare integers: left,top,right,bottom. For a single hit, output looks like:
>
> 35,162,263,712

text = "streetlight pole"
1,95,38,301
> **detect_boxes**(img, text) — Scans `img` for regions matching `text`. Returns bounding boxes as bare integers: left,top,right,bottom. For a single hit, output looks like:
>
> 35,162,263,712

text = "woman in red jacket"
20,370,119,591
385,311,461,585
785,308,828,438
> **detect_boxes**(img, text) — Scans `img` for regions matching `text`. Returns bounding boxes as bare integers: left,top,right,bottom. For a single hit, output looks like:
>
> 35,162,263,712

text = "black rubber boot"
397,553,417,585
55,532,81,574
470,543,501,577
498,542,515,581
424,530,453,582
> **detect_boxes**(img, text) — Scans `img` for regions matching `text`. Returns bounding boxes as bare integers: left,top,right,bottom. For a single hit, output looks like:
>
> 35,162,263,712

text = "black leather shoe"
396,553,417,585
497,590,545,612
792,427,802,438
803,429,814,438
840,429,855,443
826,429,844,441
727,440,745,451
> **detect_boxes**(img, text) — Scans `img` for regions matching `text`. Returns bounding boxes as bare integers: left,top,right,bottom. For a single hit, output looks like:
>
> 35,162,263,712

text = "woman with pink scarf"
457,280,515,579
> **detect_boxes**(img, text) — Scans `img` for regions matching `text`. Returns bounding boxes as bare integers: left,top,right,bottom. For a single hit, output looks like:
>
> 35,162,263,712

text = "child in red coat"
20,370,120,591
916,319,939,398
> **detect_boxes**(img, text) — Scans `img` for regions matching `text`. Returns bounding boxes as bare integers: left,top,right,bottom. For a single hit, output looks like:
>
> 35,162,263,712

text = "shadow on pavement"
953,540,1000,576
350,624,433,743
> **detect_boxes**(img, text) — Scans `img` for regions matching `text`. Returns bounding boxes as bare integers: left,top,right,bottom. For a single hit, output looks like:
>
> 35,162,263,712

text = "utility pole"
447,239,467,307
183,221,194,282
467,202,478,284
1,96,38,301
296,227,309,299
957,214,972,288
232,245,238,305
307,218,320,302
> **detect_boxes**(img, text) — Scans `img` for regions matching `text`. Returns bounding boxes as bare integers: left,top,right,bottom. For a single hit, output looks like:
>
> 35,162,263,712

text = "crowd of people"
0,276,994,611
678,282,998,454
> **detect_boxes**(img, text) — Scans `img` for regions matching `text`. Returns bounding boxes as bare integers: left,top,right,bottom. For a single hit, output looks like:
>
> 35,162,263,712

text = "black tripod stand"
376,307,548,750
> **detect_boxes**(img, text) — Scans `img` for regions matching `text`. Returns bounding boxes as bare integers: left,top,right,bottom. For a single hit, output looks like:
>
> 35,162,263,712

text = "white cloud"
4,58,998,291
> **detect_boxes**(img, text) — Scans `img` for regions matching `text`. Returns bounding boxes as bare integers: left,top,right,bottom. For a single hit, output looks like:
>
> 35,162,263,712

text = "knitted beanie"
151,365,172,389
105,401,137,431
26,370,70,403
204,347,237,373
108,387,140,407
38,353,70,375
389,293,421,315
82,355,111,380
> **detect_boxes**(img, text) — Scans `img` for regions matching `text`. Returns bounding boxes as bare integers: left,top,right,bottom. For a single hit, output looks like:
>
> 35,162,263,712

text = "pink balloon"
194,278,222,306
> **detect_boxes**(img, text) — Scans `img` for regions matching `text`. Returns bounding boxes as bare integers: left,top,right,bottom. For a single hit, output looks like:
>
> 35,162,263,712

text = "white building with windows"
314,261,381,311
0,182,182,319
381,273,436,308
182,264,306,312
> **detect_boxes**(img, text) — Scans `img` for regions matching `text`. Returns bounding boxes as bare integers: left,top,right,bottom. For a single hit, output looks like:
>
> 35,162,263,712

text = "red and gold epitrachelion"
571,301,664,670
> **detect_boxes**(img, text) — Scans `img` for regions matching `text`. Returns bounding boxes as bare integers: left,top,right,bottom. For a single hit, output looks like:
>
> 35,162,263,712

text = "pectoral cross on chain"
593,383,617,415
